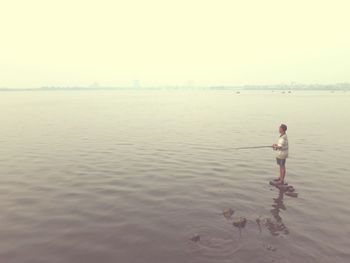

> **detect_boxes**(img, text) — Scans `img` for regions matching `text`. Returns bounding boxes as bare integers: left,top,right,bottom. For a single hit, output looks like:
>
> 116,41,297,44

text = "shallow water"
0,90,349,263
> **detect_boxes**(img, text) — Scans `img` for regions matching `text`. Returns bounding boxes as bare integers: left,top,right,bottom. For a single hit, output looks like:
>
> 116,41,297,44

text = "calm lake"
0,90,349,263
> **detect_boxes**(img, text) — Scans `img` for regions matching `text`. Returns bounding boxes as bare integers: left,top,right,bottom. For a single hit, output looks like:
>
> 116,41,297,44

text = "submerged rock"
287,186,295,192
266,244,277,252
223,208,235,219
263,217,289,236
285,192,298,198
233,217,247,228
190,234,200,242
270,180,297,193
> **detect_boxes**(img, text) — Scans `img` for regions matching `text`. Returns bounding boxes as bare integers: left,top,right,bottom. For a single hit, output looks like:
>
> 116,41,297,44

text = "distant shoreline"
1,84,349,92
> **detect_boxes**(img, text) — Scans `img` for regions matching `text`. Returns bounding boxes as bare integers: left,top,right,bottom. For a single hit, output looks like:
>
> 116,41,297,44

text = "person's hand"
272,144,277,150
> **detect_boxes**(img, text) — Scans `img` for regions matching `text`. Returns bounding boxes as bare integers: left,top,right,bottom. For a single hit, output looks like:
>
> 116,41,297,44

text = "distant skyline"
1,0,349,88
1,82,350,91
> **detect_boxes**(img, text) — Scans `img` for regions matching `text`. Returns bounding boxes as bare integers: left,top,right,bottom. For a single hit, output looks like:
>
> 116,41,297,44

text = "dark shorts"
276,158,286,166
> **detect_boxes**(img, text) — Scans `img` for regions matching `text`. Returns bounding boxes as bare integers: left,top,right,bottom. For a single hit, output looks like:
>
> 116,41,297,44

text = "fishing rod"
233,145,272,150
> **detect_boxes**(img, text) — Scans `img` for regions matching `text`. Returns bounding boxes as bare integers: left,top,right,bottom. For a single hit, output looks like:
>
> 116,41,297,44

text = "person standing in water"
272,124,289,184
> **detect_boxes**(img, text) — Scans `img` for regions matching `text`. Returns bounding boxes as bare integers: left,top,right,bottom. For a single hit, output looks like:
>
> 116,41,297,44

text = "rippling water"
0,90,349,263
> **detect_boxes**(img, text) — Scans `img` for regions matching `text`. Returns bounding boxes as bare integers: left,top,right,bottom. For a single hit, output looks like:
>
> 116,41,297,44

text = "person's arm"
272,144,282,150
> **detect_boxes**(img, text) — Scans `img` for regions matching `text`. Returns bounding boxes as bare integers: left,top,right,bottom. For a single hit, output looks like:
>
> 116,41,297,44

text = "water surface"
0,90,349,263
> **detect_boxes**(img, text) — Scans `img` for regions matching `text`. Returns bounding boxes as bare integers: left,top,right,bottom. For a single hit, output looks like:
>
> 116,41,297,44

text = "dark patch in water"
222,208,234,220
190,234,200,242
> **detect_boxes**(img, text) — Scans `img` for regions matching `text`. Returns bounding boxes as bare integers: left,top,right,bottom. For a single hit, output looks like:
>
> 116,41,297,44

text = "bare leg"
280,166,286,184
275,164,282,181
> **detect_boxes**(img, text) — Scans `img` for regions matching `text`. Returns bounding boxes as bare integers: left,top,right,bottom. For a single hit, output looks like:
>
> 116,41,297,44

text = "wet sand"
0,90,349,263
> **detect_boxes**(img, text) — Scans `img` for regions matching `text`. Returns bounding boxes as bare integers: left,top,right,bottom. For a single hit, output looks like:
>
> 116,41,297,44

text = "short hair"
280,124,287,131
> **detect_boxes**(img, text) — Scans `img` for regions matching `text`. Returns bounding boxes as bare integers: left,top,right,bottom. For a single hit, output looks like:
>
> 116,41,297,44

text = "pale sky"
0,0,349,88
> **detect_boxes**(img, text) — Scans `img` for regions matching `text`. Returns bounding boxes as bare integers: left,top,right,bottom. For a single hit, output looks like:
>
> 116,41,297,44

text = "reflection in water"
265,189,289,236
1,91,349,263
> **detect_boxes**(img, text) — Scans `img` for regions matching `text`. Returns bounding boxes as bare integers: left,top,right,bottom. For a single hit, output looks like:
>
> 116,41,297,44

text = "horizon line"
1,83,350,91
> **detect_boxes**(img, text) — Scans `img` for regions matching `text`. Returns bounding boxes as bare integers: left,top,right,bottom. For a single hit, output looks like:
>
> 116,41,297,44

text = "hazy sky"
1,0,349,88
